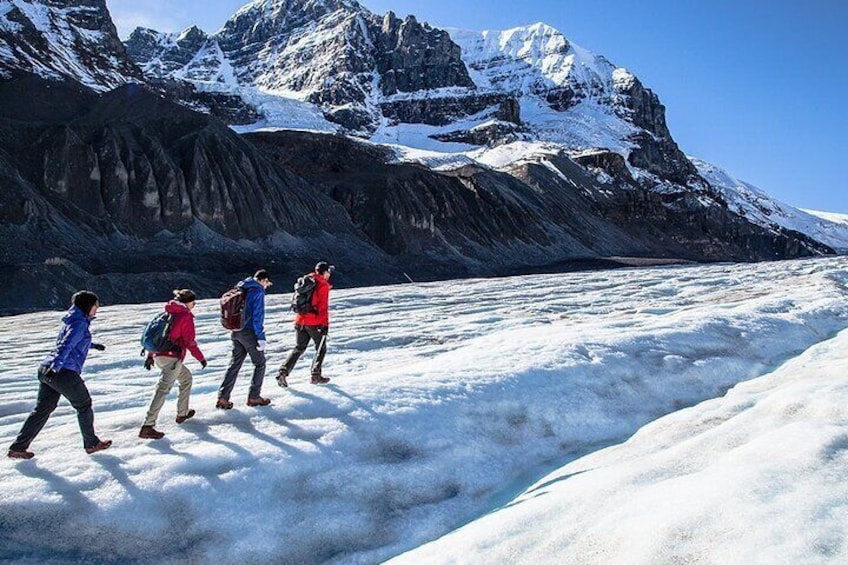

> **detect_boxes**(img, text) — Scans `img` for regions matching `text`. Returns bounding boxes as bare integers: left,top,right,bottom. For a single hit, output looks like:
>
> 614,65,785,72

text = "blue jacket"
237,277,266,340
43,306,92,374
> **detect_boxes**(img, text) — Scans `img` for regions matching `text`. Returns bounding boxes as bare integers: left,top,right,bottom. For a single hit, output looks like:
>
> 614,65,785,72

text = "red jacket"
295,273,331,327
155,301,205,363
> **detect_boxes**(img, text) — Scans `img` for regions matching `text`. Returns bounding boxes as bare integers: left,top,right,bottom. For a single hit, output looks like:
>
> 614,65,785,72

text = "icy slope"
392,325,848,564
693,157,848,252
2,257,847,563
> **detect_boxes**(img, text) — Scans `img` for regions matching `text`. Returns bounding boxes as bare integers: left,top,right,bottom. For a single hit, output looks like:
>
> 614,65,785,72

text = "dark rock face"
248,131,634,278
432,121,524,146
611,74,700,185
0,77,392,312
146,77,262,125
248,131,832,279
379,92,517,126
374,12,475,95
0,0,142,87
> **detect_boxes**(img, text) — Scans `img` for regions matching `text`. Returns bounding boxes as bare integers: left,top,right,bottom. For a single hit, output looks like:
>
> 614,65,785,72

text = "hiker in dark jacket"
139,289,207,440
7,291,112,459
217,270,273,409
277,261,334,387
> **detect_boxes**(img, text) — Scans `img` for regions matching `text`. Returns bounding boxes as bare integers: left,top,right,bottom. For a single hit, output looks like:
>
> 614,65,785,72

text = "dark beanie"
315,261,331,274
173,289,197,303
254,269,270,281
72,290,99,314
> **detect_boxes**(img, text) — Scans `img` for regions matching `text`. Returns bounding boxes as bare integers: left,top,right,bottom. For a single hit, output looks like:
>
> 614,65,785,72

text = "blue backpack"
140,312,175,354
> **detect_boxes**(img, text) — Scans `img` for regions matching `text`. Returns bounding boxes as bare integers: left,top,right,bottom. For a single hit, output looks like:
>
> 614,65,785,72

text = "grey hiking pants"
280,325,328,377
142,357,193,427
218,329,266,400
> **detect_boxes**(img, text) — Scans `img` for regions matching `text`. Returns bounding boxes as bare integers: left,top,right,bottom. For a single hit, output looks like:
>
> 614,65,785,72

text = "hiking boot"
276,369,288,388
246,396,271,407
176,409,196,424
85,440,112,454
310,375,330,385
216,398,233,410
7,449,34,460
139,426,165,440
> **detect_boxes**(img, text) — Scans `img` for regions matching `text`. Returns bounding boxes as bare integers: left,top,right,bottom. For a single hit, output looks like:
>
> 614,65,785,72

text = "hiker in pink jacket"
139,289,207,440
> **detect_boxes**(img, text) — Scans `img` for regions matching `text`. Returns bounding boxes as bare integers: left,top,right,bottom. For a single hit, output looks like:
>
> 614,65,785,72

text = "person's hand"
200,359,208,369
257,340,267,352
143,356,155,371
42,367,56,380
90,343,106,351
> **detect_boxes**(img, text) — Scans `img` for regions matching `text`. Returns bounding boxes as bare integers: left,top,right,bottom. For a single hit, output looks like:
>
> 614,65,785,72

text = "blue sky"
106,0,847,212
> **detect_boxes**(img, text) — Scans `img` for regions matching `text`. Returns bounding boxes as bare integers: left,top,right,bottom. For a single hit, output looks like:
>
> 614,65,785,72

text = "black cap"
254,269,271,282
72,290,99,315
173,289,197,303
315,261,335,275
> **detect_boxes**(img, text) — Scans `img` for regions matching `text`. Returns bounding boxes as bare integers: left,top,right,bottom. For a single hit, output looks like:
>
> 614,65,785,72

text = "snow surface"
393,316,848,564
693,157,848,252
804,209,848,226
2,257,848,563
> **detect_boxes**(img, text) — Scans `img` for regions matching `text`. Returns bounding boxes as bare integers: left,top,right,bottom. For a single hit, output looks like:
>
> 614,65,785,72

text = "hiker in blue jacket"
217,270,273,409
7,291,112,459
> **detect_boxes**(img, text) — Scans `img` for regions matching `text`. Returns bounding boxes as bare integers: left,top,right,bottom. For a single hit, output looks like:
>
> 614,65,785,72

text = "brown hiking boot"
311,375,330,385
246,396,271,407
276,369,288,388
139,426,165,440
175,409,196,424
216,398,234,410
7,449,34,460
85,440,112,454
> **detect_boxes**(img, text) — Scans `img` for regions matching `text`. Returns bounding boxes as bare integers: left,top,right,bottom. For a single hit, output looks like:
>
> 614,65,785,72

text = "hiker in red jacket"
277,261,334,387
139,289,207,440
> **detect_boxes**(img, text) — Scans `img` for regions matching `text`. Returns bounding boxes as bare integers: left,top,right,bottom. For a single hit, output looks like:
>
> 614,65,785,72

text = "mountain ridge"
0,0,844,313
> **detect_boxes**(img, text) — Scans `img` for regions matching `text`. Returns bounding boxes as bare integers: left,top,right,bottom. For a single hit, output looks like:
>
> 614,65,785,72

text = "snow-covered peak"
227,0,366,29
692,156,848,252
448,22,617,96
176,24,208,43
0,0,141,88
125,24,213,79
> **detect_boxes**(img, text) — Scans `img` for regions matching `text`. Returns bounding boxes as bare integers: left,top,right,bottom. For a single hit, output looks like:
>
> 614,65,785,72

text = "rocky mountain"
0,0,841,313
0,75,394,313
0,0,141,88
125,4,700,194
692,158,848,253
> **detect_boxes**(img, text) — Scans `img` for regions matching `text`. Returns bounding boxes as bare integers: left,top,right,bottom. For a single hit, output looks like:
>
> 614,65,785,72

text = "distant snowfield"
2,257,848,563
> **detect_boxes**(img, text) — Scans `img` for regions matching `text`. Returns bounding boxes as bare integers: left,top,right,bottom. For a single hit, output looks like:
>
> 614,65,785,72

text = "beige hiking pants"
142,357,193,427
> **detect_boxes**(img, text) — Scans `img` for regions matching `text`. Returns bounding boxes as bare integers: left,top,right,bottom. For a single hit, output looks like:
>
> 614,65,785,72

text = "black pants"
280,325,328,377
219,329,267,400
10,367,100,451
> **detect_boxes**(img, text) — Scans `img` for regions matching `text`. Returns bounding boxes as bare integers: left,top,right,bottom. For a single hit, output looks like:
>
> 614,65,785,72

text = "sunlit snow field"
2,257,848,563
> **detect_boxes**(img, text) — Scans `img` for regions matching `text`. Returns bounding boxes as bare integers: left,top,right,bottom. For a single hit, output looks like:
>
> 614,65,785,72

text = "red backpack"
220,288,247,331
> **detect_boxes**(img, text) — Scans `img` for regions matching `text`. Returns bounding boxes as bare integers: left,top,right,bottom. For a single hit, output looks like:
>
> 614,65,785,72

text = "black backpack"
291,274,317,314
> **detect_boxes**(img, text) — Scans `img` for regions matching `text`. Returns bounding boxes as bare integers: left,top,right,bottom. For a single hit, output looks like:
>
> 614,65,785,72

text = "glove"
90,343,106,351
143,356,155,371
200,359,208,369
257,340,267,352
